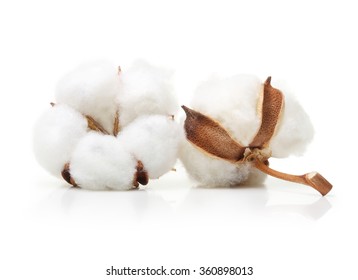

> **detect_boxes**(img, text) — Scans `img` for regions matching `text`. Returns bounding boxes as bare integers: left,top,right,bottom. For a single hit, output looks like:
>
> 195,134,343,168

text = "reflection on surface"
32,178,333,227
59,187,331,225
265,196,332,220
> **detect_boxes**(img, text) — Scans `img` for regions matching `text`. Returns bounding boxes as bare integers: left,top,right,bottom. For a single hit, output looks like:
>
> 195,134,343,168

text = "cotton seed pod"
180,75,332,195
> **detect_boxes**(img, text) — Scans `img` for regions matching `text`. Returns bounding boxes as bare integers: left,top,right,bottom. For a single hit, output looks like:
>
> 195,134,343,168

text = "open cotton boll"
33,104,87,177
70,133,137,190
118,60,178,126
119,115,182,179
55,60,120,133
180,74,314,187
180,140,258,187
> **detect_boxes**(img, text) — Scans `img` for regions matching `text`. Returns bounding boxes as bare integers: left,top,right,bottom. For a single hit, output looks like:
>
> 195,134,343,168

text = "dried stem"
253,158,332,196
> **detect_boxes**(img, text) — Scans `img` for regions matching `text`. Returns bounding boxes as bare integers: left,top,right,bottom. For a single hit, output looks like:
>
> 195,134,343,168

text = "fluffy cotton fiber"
70,133,137,190
33,104,88,177
119,115,183,179
191,74,262,146
117,60,178,126
180,141,252,187
180,74,314,187
55,60,120,133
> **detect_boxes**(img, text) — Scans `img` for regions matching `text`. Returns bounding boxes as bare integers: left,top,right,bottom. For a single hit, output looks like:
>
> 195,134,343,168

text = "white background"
0,0,357,279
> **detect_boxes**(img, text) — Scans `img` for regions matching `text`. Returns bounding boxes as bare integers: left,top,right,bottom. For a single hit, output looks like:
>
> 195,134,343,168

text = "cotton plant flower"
180,75,332,195
34,60,181,190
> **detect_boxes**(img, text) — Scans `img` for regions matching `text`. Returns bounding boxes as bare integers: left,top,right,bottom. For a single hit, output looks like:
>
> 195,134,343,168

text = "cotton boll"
270,92,314,157
70,133,137,190
191,74,262,146
33,104,87,177
118,60,178,126
55,61,120,133
119,115,182,179
179,140,253,187
181,74,313,187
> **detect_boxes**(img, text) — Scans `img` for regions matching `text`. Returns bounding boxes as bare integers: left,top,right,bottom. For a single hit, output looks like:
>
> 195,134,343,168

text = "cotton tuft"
119,115,183,179
70,133,137,190
118,60,179,126
33,104,88,177
55,60,120,133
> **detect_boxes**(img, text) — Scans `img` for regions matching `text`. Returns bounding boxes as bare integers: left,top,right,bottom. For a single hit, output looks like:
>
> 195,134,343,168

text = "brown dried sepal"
113,110,120,136
133,161,149,188
249,76,284,149
61,163,77,187
86,115,110,135
182,105,246,162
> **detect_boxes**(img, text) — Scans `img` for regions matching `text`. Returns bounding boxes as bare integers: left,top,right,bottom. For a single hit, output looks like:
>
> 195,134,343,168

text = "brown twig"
253,158,332,196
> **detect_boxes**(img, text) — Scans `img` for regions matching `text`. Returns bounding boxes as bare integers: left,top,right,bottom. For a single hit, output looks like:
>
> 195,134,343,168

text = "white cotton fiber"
191,74,262,146
55,60,120,133
70,133,137,190
180,140,255,187
270,91,314,157
119,115,183,179
33,104,88,177
180,74,313,187
117,60,179,126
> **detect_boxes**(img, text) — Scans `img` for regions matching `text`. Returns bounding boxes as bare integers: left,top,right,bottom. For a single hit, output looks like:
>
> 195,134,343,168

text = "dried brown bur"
133,161,149,188
61,162,77,187
182,76,333,196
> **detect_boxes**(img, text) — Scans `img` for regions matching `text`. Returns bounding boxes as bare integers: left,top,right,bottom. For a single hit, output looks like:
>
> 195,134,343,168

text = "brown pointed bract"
182,105,246,162
249,76,284,148
113,110,120,136
85,115,110,135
